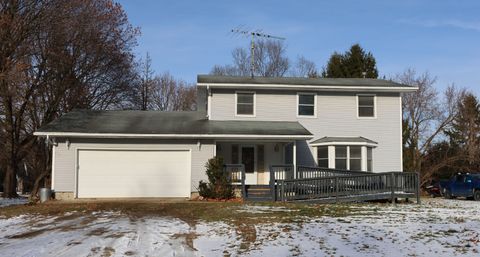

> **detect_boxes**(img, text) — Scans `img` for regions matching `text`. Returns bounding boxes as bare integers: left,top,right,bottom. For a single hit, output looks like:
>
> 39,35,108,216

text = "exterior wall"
210,89,402,172
52,138,215,196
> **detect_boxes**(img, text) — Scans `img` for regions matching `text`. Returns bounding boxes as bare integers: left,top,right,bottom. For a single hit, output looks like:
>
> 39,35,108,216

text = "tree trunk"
30,171,49,201
3,164,18,198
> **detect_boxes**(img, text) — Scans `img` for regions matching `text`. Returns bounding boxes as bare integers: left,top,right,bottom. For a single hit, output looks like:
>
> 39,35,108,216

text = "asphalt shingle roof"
36,110,312,137
197,75,412,88
310,136,378,145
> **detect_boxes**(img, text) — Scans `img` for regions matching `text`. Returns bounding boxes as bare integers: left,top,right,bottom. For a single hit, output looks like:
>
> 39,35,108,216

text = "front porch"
215,141,298,186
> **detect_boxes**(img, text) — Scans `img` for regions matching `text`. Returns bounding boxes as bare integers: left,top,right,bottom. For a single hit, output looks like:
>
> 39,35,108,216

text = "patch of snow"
0,198,479,256
236,205,296,214
0,197,28,208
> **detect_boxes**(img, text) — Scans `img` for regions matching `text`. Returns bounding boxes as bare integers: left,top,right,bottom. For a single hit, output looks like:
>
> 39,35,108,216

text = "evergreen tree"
321,52,344,77
445,93,480,169
322,44,378,78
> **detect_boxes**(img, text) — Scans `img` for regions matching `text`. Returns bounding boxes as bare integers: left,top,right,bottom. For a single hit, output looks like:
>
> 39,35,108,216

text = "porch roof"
34,109,313,139
310,136,378,147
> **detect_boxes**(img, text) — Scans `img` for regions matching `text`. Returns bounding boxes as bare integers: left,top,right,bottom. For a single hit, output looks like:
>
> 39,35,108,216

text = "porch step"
245,196,273,202
245,185,272,201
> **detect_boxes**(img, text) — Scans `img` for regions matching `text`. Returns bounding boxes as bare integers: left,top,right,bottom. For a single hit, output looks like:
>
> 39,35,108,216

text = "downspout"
207,85,212,120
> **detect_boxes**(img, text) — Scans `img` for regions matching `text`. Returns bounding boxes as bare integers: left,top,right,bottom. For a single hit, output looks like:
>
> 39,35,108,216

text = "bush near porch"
197,156,235,200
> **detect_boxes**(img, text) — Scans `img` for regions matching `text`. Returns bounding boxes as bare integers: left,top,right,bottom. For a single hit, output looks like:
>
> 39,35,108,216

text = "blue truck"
440,173,480,200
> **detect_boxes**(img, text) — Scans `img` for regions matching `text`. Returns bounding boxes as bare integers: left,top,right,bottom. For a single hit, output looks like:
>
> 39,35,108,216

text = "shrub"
197,156,234,199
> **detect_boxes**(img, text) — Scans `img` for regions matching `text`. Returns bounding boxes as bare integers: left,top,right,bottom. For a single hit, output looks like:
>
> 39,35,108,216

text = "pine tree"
445,93,480,169
322,44,378,78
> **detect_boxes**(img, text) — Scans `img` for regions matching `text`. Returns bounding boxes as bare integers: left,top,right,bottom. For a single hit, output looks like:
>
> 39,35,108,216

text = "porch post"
293,140,297,178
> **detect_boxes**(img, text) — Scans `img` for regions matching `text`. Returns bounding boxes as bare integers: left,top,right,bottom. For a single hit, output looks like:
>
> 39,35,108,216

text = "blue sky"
118,0,480,94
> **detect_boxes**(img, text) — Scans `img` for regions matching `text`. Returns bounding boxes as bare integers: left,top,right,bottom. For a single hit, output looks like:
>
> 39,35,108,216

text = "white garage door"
77,149,191,198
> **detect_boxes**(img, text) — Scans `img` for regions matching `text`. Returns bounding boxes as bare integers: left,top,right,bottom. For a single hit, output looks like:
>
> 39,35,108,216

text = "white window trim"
367,147,374,172
235,91,256,117
356,94,377,119
296,92,317,118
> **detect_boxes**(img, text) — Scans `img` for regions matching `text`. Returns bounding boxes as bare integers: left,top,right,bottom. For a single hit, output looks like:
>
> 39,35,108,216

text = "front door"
241,146,256,184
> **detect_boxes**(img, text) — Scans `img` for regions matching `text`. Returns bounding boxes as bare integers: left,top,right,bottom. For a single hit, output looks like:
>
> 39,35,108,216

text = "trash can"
39,188,52,203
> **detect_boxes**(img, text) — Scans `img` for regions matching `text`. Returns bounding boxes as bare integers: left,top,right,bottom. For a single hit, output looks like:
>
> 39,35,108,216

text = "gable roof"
34,110,313,139
197,75,417,92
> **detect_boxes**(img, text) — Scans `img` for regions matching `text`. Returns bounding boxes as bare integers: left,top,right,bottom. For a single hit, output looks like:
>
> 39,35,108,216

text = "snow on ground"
0,197,28,208
0,198,480,257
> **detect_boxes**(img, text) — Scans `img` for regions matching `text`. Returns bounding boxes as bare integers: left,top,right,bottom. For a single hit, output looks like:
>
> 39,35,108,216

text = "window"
317,146,329,168
298,93,316,117
236,92,255,116
316,145,374,171
358,95,375,118
367,147,373,171
335,146,347,170
284,143,293,164
349,146,362,171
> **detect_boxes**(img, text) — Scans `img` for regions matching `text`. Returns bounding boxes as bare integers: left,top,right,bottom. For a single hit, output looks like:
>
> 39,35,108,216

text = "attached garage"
77,149,191,198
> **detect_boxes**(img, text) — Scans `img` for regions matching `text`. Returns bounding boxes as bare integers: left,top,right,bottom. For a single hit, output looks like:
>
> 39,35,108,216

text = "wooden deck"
224,165,420,204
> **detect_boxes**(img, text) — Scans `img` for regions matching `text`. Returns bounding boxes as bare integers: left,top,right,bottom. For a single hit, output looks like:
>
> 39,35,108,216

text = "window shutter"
232,145,239,164
257,145,265,172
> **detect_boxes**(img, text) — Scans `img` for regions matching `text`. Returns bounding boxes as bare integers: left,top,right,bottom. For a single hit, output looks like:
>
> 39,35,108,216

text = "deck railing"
269,165,295,180
269,165,294,200
224,163,420,203
296,166,367,179
224,164,245,197
275,171,420,203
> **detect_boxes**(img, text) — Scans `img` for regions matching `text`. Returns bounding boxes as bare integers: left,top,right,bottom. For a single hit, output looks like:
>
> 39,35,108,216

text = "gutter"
33,132,314,140
197,83,419,93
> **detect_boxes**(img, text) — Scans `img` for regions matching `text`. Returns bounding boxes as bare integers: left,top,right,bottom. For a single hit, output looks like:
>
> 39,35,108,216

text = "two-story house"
34,75,417,199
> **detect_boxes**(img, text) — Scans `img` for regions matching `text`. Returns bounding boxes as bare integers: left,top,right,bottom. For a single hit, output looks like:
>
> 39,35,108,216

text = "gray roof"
197,75,412,88
35,110,312,137
310,136,378,145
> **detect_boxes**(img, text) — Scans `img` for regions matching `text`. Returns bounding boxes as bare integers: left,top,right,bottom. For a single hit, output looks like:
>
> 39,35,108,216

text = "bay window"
316,145,374,171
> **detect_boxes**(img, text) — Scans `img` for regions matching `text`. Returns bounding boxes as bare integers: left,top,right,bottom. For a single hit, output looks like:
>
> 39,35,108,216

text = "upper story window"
357,95,376,118
297,93,316,117
236,92,255,116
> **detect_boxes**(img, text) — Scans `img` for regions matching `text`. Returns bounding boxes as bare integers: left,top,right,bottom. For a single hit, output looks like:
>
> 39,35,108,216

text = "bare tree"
0,0,51,198
149,72,196,111
172,82,196,111
397,68,465,183
211,39,290,77
0,0,139,198
138,53,155,110
291,56,318,78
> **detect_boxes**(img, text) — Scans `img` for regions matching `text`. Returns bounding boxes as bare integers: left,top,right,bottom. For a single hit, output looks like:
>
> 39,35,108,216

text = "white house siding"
52,138,215,194
210,89,402,172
